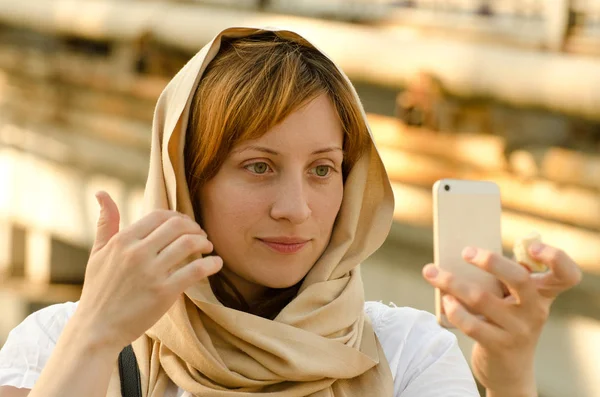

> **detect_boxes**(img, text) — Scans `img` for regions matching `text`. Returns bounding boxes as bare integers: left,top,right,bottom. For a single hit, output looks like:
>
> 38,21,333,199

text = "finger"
142,215,206,254
154,234,214,273
528,273,569,301
93,191,120,252
167,256,223,291
528,243,582,296
442,294,509,348
121,209,190,240
423,264,520,331
462,247,536,304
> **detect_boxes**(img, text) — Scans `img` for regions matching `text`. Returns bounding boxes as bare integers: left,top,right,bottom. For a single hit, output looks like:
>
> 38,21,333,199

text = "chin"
255,267,310,290
260,274,306,289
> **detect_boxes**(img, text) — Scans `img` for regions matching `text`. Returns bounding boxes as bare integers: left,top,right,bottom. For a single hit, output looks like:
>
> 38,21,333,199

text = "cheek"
202,182,267,234
313,183,344,227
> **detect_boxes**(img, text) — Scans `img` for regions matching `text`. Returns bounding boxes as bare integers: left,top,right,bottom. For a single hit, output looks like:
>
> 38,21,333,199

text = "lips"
258,237,310,254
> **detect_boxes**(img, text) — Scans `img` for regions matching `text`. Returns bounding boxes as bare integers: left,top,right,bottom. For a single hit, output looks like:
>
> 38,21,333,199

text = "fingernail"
463,246,477,260
424,265,438,279
529,242,544,255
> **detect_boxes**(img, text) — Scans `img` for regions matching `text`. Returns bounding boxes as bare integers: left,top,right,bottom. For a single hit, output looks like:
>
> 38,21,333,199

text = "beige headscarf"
107,27,395,396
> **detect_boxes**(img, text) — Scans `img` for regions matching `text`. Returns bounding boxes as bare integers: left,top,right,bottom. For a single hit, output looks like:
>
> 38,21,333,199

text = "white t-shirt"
0,301,479,396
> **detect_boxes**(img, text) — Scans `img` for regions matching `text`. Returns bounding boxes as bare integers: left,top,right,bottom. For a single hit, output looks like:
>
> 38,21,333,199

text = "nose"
269,175,312,225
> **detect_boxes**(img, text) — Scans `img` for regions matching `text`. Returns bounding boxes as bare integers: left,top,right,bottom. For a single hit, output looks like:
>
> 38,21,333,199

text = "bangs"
214,34,330,146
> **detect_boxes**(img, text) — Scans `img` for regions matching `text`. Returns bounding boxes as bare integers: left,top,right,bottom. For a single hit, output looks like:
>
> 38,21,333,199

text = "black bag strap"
118,344,142,397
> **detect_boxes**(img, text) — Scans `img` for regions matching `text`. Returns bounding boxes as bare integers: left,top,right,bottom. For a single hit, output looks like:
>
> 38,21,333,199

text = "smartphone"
433,179,504,328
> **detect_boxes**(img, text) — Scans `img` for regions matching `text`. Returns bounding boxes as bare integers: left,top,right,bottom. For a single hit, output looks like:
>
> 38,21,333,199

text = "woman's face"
199,94,344,302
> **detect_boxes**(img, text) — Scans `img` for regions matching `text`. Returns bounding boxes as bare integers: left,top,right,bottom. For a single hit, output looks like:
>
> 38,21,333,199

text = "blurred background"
0,0,599,396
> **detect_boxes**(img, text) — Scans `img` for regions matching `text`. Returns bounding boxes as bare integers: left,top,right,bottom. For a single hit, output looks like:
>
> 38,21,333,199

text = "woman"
0,27,581,397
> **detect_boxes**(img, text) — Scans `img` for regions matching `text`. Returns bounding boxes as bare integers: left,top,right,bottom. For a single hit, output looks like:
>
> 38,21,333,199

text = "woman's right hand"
73,191,223,352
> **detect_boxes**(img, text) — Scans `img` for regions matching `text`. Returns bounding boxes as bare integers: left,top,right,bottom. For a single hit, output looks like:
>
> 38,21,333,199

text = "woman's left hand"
422,242,582,396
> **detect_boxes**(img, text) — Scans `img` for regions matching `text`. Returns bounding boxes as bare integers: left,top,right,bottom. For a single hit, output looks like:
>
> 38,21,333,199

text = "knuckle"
569,267,583,286
461,320,480,339
195,258,221,278
193,262,211,279
513,270,530,288
123,250,139,264
478,251,497,271
148,281,169,299
168,215,188,228
110,233,131,252
531,304,550,327
190,235,209,253
547,248,565,266
123,246,144,264
496,334,514,350
182,261,208,282
469,289,489,310
512,323,531,346
547,248,582,287
443,301,474,334
444,303,458,320
151,209,173,222
443,300,481,339
439,272,454,289
179,234,197,251
109,233,125,249
541,303,551,318
169,214,201,233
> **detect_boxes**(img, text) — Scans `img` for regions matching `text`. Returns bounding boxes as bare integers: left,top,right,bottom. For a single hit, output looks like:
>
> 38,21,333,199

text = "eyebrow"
233,145,345,156
312,147,345,155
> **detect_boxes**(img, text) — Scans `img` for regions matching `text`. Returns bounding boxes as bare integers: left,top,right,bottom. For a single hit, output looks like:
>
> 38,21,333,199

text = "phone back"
433,179,504,328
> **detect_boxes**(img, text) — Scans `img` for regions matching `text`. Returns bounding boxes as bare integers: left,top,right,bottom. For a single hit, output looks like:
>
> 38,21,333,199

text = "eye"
312,165,332,177
245,162,271,174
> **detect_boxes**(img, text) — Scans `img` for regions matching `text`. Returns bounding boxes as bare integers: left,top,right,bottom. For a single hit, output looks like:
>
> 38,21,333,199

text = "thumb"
93,191,120,252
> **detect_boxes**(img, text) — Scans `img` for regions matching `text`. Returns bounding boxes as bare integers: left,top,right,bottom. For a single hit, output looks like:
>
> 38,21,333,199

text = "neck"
219,266,268,304
210,267,302,319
